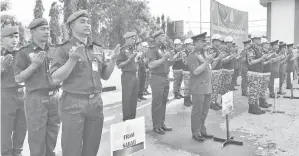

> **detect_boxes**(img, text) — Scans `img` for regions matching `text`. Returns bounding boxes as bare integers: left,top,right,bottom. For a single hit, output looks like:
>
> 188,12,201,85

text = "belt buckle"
89,94,95,98
49,91,54,96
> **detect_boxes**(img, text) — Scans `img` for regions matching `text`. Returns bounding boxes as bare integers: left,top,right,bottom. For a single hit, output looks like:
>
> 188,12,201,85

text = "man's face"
212,39,221,47
31,25,50,42
262,43,270,51
194,40,206,51
288,47,293,52
1,33,19,49
175,44,182,50
253,38,261,45
185,43,194,52
71,17,91,37
273,44,279,51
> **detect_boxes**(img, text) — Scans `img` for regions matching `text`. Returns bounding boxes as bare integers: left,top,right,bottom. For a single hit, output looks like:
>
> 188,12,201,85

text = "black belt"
151,73,168,77
29,88,59,96
64,91,100,99
2,86,24,93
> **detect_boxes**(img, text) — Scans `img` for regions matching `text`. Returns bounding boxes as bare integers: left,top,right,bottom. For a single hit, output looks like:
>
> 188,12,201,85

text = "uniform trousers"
191,94,211,136
211,70,222,104
286,70,294,88
25,89,60,156
220,69,234,95
247,71,263,106
180,71,191,97
144,69,150,93
269,71,279,94
279,64,287,90
121,72,139,121
59,91,104,156
1,88,27,156
138,64,146,97
259,73,271,98
241,67,248,95
173,69,183,93
232,61,240,85
150,74,169,129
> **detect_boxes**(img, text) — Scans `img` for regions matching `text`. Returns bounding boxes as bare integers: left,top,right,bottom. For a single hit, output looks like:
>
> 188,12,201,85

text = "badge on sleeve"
92,60,98,72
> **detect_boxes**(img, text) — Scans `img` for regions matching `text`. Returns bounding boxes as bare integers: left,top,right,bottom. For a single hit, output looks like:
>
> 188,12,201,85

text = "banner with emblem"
210,0,248,48
110,116,146,156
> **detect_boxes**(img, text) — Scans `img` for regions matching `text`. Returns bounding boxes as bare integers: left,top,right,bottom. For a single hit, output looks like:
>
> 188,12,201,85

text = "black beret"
1,26,19,38
27,18,48,30
67,10,89,24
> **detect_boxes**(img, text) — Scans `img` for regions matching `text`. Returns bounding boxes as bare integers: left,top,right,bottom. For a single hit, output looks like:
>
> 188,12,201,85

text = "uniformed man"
14,18,60,156
172,39,184,99
116,32,139,121
1,26,27,156
147,30,172,134
142,42,151,95
278,42,288,94
221,36,236,94
136,39,148,100
180,38,194,107
246,33,268,114
259,38,273,108
286,43,296,89
210,34,225,110
268,40,282,98
187,32,214,142
240,39,251,96
50,10,119,156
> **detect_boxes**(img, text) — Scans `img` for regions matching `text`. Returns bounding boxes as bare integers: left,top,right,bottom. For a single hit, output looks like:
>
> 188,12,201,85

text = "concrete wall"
270,0,295,43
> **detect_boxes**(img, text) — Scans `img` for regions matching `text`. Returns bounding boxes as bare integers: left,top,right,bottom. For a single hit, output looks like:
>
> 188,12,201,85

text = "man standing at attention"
50,10,120,156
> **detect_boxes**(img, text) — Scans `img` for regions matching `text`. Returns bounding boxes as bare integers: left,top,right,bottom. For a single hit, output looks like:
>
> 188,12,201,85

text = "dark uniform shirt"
247,44,264,72
50,37,107,94
222,47,233,69
181,50,190,71
212,46,222,70
172,49,185,70
240,48,249,70
286,51,295,72
116,45,138,72
270,50,281,73
187,52,212,95
262,49,272,73
1,48,23,88
147,45,170,75
14,42,57,92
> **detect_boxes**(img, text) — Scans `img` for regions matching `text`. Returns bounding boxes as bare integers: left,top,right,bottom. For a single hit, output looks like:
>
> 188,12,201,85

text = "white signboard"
110,117,146,156
274,78,280,89
222,91,234,116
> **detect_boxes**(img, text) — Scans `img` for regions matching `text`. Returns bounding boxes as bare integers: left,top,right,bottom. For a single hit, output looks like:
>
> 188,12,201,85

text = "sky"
5,0,267,34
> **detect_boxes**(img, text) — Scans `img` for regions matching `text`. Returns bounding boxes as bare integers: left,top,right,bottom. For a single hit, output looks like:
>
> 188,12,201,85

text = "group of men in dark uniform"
1,9,299,156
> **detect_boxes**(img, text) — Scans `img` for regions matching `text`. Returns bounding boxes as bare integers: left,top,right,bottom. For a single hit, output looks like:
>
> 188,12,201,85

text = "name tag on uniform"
92,61,98,71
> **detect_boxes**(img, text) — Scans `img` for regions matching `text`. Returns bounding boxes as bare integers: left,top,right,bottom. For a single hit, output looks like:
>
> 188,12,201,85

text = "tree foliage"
161,14,165,32
1,0,11,12
166,16,175,40
49,2,62,45
33,0,45,19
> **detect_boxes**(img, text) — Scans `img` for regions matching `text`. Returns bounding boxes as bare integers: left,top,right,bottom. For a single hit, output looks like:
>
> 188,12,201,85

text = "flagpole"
200,0,202,33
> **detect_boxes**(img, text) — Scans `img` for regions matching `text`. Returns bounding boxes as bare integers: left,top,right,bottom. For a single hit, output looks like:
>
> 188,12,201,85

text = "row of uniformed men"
1,10,121,156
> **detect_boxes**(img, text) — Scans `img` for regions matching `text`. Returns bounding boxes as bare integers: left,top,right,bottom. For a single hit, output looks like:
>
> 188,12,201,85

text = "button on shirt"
187,52,212,95
116,46,138,72
14,43,57,91
50,37,107,94
147,45,170,75
1,48,22,88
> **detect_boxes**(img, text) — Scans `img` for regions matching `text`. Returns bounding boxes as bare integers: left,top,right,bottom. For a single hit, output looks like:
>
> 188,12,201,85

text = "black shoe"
153,128,165,134
210,103,221,110
286,86,291,89
138,96,147,100
215,103,222,109
161,125,172,131
201,133,214,138
277,91,286,95
192,135,205,142
178,94,184,98
248,104,265,115
269,93,280,98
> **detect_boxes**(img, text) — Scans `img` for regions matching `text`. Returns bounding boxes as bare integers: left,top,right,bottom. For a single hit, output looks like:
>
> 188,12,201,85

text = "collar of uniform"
1,47,14,55
70,36,93,48
30,41,50,51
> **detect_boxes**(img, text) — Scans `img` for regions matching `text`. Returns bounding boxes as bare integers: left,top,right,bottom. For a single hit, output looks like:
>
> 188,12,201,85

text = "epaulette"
58,40,70,47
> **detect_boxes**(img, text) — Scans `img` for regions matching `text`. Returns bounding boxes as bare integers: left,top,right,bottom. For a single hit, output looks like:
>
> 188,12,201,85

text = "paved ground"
21,68,299,156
